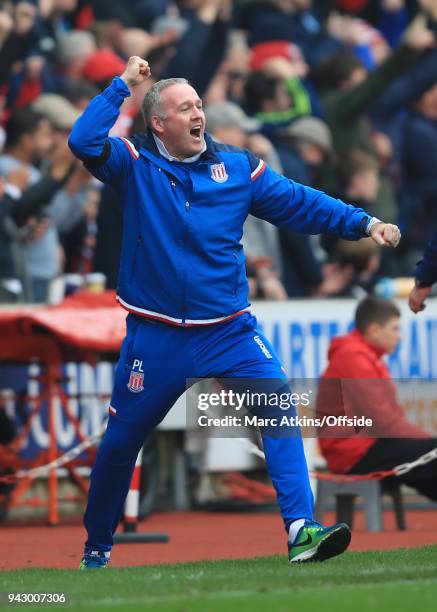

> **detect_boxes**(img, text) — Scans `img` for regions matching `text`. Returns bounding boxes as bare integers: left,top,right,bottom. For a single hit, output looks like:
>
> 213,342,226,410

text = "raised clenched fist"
369,222,401,248
120,56,151,88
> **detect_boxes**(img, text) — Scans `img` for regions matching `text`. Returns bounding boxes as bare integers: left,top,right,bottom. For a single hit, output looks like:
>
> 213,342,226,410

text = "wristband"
366,217,382,235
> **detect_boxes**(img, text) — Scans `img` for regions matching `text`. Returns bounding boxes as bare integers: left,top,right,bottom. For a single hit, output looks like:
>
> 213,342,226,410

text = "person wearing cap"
31,93,95,273
32,93,82,131
206,100,287,301
272,116,334,187
280,117,333,162
205,100,261,148
69,55,402,569
81,49,126,89
269,116,344,298
56,30,97,82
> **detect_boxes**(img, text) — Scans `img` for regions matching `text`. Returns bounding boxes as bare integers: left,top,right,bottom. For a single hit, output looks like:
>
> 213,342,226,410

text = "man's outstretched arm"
248,154,400,248
409,231,437,313
68,56,151,183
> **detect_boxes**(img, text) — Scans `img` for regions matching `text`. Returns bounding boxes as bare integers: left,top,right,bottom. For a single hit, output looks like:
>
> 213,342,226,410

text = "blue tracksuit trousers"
84,313,314,551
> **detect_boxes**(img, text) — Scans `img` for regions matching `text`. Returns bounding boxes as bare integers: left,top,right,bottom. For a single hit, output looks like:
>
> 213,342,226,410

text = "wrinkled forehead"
160,83,201,112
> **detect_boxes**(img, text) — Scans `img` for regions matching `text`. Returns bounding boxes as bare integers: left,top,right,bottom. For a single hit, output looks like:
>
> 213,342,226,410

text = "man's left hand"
369,222,401,247
409,284,432,313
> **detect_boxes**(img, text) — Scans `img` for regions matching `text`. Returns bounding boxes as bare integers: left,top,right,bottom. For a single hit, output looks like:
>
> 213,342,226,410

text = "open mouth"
190,125,202,140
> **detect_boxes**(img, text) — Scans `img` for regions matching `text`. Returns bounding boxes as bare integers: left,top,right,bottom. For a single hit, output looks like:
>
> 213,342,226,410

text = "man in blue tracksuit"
69,56,401,568
409,230,437,313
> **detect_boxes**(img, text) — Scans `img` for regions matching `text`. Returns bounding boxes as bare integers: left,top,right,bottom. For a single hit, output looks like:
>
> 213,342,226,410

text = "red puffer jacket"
317,329,429,473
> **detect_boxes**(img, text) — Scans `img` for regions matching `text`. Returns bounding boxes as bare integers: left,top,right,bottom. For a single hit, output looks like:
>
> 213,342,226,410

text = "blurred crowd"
0,0,436,304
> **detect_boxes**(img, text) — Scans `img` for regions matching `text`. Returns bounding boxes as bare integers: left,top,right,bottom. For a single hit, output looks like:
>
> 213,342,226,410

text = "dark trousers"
349,438,437,502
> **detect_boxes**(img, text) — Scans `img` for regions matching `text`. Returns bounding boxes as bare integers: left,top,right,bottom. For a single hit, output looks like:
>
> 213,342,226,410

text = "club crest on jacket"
210,162,228,183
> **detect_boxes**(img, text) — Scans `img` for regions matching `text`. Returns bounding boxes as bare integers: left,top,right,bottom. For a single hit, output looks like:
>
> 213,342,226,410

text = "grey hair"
57,31,96,65
141,78,189,127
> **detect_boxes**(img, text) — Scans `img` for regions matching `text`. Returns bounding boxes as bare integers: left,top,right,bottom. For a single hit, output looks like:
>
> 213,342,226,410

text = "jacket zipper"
182,200,190,325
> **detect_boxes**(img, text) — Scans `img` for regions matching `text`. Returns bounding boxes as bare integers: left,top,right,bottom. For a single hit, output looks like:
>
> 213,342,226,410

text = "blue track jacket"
69,77,373,326
415,231,437,287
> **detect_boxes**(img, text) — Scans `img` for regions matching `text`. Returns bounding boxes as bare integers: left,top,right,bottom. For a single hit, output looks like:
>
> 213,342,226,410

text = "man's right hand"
120,56,151,88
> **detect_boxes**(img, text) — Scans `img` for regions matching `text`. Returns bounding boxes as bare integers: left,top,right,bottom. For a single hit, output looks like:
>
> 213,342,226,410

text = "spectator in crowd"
32,92,95,277
0,104,79,302
62,184,100,274
409,229,437,313
0,0,434,304
152,0,232,97
0,1,39,87
236,0,342,68
272,116,334,188
313,14,435,222
90,0,168,30
268,117,351,297
0,155,73,303
316,296,437,503
81,49,126,90
0,108,55,301
243,65,316,140
316,0,421,42
213,31,251,105
368,46,437,270
327,237,381,297
0,166,29,302
56,30,97,83
325,7,391,68
338,149,380,214
400,82,437,251
205,100,288,300
279,228,359,298
60,79,99,110
320,150,383,292
93,183,122,290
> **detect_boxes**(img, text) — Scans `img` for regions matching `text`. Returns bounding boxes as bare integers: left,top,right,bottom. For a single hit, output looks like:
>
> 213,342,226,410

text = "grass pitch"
1,546,437,611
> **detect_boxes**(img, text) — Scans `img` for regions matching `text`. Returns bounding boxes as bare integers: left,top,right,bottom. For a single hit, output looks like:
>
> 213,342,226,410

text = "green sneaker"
288,520,351,563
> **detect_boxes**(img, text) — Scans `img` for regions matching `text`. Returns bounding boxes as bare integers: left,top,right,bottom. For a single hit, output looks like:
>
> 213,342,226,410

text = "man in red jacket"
317,296,437,501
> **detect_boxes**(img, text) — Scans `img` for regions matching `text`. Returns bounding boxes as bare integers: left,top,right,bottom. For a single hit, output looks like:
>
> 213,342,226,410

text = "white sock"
288,518,306,543
88,550,110,559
